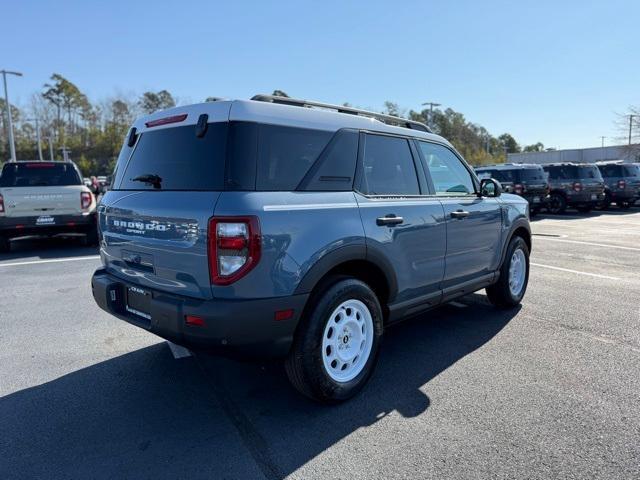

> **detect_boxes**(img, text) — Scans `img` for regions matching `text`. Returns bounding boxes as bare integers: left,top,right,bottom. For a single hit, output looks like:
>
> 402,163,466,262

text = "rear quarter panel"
212,191,365,299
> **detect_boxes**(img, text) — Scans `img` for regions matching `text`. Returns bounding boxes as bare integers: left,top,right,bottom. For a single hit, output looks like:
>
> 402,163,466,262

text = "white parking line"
0,255,100,268
530,262,620,280
533,236,640,252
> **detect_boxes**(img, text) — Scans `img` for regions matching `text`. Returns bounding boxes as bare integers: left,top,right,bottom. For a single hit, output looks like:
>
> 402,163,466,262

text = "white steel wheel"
321,299,374,383
508,248,527,297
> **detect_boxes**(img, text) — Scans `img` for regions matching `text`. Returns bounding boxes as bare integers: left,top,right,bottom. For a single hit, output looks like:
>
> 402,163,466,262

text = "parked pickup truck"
0,161,98,252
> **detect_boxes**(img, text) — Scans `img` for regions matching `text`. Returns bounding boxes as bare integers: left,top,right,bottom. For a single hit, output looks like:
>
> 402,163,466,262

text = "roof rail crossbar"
251,94,432,133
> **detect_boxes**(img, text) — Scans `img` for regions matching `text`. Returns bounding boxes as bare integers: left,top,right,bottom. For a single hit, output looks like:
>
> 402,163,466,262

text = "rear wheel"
486,236,529,308
0,236,9,253
547,193,566,214
285,277,383,403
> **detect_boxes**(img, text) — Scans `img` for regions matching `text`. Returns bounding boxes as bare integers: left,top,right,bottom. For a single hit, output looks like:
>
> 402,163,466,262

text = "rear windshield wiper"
131,173,162,189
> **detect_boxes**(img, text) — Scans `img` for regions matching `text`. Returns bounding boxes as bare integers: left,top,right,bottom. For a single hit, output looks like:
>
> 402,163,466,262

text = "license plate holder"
590,194,597,200
36,215,55,225
533,196,541,203
126,286,151,320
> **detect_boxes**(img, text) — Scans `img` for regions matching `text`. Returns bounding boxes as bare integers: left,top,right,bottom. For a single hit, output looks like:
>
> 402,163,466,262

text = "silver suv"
91,95,531,402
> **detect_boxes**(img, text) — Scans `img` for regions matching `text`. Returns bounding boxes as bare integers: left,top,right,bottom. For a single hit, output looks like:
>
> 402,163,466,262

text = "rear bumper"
609,190,638,201
91,268,308,359
521,193,548,207
0,212,96,238
565,191,605,206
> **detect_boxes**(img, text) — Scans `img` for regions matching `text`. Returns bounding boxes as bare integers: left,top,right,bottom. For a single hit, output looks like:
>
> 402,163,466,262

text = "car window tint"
256,124,332,191
418,142,475,195
0,163,81,187
361,135,419,195
118,123,227,191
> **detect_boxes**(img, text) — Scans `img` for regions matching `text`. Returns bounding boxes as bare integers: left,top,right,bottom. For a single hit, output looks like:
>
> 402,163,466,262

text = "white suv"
0,160,98,252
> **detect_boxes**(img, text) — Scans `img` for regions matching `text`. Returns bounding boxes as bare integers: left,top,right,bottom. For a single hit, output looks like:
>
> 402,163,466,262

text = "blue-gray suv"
91,95,531,402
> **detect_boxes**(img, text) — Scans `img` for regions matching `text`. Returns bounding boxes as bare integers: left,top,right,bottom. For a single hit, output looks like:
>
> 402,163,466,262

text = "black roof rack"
251,94,432,133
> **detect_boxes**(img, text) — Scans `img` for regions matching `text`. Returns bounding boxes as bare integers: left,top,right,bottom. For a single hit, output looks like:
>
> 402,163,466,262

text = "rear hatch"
576,165,605,194
100,104,230,300
518,167,548,194
0,162,84,217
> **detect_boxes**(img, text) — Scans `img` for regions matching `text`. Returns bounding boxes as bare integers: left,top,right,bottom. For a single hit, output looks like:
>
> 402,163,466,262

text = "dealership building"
507,144,640,164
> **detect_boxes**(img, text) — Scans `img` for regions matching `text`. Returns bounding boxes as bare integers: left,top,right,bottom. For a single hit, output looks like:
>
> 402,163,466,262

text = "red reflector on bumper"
185,315,206,327
274,309,294,321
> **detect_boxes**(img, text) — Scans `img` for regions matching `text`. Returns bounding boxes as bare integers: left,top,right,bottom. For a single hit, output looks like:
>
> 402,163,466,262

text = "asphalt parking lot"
1,210,639,480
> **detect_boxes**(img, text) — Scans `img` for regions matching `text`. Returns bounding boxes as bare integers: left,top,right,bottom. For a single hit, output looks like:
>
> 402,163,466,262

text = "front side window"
418,142,475,195
361,135,420,196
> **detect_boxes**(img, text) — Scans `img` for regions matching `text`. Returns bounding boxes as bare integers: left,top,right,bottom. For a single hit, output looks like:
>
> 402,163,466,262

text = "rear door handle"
450,210,470,219
376,214,404,226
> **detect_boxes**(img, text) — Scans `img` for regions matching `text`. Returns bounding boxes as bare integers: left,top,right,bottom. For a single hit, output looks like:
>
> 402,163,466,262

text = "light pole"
25,117,44,161
629,115,637,146
421,101,441,127
600,136,606,162
1,70,23,162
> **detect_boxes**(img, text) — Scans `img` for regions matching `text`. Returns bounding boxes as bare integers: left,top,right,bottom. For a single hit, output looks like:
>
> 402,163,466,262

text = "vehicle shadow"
531,207,639,221
0,294,517,480
0,236,98,262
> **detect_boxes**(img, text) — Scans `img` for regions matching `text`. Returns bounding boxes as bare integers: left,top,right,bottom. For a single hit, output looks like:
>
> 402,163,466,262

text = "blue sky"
2,0,638,149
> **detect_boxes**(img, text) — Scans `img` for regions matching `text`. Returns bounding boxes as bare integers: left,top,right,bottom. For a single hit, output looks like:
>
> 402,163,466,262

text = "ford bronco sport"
542,163,605,214
475,163,549,216
91,95,531,403
0,160,97,252
596,162,640,209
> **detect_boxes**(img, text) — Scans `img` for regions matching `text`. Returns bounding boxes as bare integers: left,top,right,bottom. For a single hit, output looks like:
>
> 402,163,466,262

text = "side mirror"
480,178,502,197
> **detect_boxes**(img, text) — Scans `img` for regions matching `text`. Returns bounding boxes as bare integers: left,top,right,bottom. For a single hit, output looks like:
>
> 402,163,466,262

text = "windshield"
0,163,81,187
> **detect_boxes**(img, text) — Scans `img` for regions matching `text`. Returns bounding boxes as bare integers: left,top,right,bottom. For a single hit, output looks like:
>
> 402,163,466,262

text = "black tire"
547,193,566,214
83,227,99,247
0,236,9,253
599,192,612,210
576,205,592,213
529,207,539,218
285,277,384,403
486,236,529,309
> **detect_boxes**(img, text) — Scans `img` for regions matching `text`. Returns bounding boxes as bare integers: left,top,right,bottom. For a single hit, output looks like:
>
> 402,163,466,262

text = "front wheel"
486,236,530,308
285,278,383,403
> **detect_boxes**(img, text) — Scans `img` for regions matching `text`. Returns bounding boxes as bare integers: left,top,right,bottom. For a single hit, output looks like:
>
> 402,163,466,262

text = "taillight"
0,194,4,213
208,216,261,285
514,183,524,195
81,192,92,209
572,182,583,192
618,179,626,189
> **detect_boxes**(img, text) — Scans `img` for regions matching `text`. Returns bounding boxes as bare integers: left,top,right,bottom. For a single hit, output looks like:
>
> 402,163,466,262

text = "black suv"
542,163,605,214
596,162,640,209
475,164,549,215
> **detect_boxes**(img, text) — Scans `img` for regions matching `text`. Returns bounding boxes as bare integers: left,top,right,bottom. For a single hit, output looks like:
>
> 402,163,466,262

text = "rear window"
518,167,546,182
0,163,81,187
577,166,603,180
116,123,228,191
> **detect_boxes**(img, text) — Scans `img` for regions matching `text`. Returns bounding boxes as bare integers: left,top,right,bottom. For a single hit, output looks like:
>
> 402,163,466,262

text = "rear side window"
299,129,358,191
0,163,81,187
116,123,228,191
256,125,332,191
623,165,640,177
361,135,420,195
